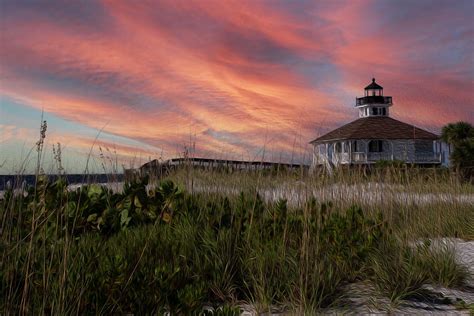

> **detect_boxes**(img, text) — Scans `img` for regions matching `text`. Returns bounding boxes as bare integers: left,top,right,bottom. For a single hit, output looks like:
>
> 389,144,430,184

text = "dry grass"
1,157,473,313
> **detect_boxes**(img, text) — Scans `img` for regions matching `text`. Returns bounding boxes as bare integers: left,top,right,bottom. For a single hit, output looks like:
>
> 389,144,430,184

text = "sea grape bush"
1,176,187,238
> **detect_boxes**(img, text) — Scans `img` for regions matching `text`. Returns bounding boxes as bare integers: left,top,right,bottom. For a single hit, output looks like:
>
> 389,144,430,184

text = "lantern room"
364,78,384,96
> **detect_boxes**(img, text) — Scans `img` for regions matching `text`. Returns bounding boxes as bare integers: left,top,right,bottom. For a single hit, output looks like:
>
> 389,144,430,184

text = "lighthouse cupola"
355,78,393,118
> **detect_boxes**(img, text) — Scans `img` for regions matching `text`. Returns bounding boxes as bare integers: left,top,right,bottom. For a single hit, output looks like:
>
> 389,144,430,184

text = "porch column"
325,143,329,163
391,141,394,160
349,141,352,164
315,144,319,165
331,143,335,164
365,140,368,163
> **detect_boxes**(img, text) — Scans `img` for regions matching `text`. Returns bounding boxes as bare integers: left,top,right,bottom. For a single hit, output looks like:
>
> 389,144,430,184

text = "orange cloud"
0,0,472,170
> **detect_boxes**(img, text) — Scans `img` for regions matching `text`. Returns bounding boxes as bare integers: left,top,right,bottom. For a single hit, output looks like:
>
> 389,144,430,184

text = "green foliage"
421,243,469,288
369,240,469,302
441,121,474,182
451,138,474,181
441,122,474,146
201,305,242,316
374,159,406,168
1,175,470,314
370,241,430,302
319,205,388,279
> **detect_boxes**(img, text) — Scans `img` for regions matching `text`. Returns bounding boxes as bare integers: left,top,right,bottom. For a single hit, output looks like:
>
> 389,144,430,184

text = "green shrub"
422,242,469,288
1,175,470,314
369,240,468,302
370,241,429,302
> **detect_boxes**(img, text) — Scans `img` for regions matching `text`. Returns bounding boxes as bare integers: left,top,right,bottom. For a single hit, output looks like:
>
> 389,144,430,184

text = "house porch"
313,139,442,166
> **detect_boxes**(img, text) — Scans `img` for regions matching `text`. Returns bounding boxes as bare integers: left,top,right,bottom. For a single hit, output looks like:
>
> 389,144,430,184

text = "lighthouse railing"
355,96,392,106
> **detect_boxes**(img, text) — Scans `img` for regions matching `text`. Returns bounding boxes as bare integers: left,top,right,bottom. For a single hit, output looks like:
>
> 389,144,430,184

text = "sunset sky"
1,0,473,174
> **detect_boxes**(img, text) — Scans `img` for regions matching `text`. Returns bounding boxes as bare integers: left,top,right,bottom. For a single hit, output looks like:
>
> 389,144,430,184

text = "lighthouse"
310,78,450,168
356,78,393,118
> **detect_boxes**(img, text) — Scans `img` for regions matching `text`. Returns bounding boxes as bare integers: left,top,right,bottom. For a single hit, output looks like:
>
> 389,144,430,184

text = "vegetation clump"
441,121,474,182
1,171,471,314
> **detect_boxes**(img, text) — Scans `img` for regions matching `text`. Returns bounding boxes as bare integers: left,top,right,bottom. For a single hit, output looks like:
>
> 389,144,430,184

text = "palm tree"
441,122,474,146
441,121,474,182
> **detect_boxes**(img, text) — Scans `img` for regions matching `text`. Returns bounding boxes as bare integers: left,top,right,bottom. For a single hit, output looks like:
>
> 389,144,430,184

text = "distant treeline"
0,174,124,191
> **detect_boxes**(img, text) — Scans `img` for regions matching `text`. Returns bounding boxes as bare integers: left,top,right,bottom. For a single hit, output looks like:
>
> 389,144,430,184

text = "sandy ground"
189,181,474,208
0,182,124,199
1,181,472,207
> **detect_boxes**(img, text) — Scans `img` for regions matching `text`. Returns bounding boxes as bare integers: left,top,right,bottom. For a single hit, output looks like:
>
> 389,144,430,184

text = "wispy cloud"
0,0,472,170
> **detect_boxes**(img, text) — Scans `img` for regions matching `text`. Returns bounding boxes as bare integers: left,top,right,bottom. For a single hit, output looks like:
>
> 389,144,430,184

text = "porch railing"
333,153,350,164
341,152,442,164
315,152,442,165
407,153,442,163
352,152,367,162
367,152,393,161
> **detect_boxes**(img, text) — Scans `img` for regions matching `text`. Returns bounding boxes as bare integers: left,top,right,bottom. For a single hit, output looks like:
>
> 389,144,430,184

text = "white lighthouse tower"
355,78,393,118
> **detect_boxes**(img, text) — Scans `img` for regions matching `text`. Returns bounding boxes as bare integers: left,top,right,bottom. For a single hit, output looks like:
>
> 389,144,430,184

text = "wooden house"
310,79,451,169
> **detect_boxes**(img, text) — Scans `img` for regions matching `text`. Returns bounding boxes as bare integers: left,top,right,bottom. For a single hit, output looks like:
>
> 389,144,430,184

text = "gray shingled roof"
310,116,439,144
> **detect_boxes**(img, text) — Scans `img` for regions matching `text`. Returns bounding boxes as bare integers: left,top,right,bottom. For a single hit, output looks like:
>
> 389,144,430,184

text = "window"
353,140,359,152
369,107,387,116
369,140,384,153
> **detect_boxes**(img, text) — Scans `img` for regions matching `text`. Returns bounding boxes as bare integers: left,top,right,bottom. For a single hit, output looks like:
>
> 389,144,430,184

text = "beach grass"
1,161,473,314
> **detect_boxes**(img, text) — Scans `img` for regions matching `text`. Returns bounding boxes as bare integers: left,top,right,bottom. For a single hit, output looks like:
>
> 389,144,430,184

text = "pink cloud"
0,0,472,167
